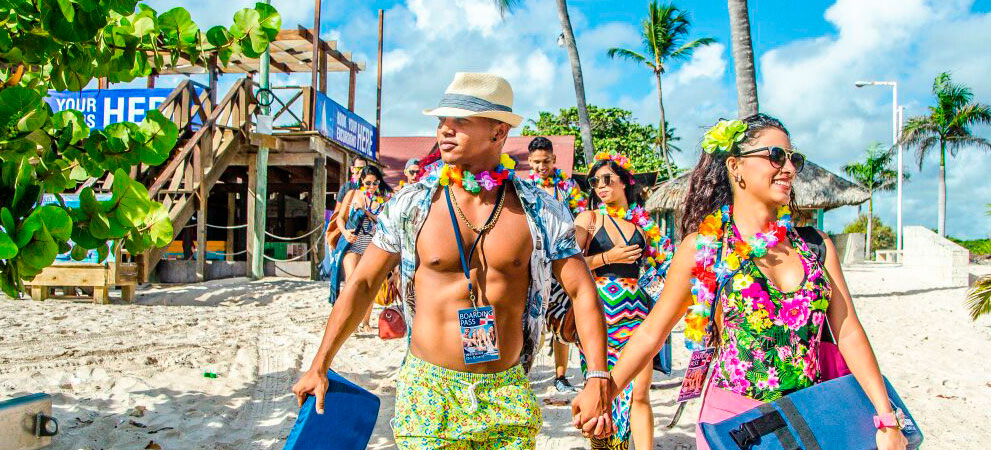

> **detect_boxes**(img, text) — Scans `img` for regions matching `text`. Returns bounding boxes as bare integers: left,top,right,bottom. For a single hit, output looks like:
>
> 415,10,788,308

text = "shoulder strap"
795,226,826,264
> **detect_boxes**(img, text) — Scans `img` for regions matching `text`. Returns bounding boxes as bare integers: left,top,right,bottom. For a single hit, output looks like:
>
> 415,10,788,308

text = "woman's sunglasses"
737,146,806,173
362,180,380,187
588,174,615,187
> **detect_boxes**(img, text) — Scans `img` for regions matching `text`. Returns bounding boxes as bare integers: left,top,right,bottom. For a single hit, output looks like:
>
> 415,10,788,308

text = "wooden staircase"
138,78,259,280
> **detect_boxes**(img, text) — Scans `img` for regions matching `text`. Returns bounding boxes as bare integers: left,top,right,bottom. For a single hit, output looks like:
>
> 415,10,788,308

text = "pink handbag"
819,316,851,380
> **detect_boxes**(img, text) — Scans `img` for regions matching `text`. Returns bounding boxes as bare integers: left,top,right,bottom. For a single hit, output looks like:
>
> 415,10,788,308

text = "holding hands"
571,377,618,439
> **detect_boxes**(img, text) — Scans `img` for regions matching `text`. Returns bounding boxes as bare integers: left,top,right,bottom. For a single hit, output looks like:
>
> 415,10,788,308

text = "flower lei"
595,203,672,270
361,187,389,209
594,151,632,171
529,169,588,213
684,204,792,349
701,119,748,155
435,153,517,193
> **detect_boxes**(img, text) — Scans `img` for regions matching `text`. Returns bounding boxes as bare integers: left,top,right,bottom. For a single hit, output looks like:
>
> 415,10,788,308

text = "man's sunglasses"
737,146,806,173
406,168,420,175
588,174,616,187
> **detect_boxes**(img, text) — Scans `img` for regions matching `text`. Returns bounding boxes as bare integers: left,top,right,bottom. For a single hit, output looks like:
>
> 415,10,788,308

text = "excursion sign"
45,88,177,130
313,92,377,160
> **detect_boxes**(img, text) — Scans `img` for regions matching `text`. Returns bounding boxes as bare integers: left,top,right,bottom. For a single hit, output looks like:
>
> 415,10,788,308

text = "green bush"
842,215,895,251
949,238,991,255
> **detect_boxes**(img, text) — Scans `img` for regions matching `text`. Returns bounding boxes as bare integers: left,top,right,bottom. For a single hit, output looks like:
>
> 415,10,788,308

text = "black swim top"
586,214,645,278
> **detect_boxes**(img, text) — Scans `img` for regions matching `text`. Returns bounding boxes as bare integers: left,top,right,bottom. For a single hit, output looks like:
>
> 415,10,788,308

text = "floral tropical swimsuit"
711,229,832,402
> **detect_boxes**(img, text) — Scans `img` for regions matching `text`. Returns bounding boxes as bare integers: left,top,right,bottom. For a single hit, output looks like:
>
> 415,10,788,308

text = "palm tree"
842,142,904,259
727,0,759,117
494,0,596,164
607,1,714,179
900,72,991,237
967,276,991,321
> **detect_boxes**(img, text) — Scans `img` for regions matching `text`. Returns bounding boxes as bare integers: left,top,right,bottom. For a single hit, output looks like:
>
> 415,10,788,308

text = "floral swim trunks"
392,355,542,449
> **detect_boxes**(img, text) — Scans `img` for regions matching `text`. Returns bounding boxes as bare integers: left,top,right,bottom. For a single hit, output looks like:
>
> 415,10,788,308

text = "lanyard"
444,184,506,307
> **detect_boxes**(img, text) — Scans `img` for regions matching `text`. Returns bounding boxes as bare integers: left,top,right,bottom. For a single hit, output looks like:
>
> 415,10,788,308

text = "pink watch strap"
873,409,903,429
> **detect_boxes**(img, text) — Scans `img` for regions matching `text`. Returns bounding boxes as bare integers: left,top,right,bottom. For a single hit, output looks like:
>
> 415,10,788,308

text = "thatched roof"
645,160,870,213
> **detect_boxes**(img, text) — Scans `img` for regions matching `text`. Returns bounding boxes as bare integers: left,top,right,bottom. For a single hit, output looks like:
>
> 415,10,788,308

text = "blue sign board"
41,194,114,263
46,88,178,130
313,92,377,160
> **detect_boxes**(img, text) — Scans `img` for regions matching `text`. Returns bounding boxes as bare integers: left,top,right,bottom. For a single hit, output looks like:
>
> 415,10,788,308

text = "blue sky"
167,0,991,238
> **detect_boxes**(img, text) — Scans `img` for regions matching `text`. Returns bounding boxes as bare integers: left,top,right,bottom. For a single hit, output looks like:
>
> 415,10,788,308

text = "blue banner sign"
46,88,177,130
313,92,377,160
41,194,115,263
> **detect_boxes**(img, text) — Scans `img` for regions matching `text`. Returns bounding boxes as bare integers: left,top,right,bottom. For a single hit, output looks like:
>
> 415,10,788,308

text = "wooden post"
246,153,258,277
209,55,219,108
376,10,384,151
348,67,356,112
303,88,313,130
98,77,108,89
311,0,322,121
147,75,156,88
319,47,328,94
195,151,207,282
226,193,236,262
311,155,327,280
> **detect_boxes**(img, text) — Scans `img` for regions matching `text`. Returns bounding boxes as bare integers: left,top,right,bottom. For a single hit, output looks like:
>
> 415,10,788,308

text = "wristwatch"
585,371,610,380
873,408,905,430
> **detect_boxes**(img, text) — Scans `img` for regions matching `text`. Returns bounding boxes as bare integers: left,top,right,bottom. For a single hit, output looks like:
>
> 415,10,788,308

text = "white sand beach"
2,264,990,449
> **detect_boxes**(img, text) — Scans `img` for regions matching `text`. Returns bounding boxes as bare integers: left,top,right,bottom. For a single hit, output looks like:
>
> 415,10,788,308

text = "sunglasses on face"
737,146,806,173
406,169,420,176
362,180,380,187
588,174,616,187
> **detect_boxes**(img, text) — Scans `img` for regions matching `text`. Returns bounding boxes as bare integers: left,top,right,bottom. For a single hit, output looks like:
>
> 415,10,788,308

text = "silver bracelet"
585,370,610,380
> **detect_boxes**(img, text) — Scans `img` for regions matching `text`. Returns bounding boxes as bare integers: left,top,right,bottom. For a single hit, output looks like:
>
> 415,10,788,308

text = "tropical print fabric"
392,355,541,449
710,230,833,402
371,172,581,372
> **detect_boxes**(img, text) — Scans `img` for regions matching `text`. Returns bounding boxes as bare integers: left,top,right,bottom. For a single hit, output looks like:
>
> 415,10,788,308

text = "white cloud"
674,43,727,86
382,49,412,75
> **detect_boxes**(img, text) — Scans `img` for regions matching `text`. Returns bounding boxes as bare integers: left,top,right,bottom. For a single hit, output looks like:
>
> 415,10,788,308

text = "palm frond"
900,116,942,169
966,275,991,321
669,37,717,61
493,0,522,17
607,48,652,68
945,136,991,157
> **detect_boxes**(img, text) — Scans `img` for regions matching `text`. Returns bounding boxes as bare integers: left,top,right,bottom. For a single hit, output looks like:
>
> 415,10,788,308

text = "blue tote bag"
700,375,923,450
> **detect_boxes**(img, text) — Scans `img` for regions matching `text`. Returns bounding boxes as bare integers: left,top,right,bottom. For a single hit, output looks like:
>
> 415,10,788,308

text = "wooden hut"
645,160,870,240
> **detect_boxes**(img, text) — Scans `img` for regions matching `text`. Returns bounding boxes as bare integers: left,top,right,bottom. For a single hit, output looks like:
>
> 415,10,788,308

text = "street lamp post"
855,80,902,253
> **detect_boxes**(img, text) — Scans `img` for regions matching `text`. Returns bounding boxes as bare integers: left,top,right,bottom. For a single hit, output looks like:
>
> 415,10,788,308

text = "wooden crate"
23,261,138,304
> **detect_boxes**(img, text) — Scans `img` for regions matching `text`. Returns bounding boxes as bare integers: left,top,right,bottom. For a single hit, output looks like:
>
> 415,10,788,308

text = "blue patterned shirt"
371,173,580,371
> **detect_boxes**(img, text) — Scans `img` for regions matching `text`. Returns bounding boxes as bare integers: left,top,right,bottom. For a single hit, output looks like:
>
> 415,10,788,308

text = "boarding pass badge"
459,306,500,365
677,348,716,402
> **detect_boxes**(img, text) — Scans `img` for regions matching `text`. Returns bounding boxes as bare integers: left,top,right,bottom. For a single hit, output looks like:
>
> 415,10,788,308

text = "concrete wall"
155,260,312,283
901,226,970,287
833,232,866,265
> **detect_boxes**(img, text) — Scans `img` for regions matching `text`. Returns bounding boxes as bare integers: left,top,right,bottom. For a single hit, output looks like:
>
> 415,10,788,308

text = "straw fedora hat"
423,72,524,127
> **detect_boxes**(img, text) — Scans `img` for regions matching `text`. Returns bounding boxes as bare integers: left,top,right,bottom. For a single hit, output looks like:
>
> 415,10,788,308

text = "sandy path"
1,265,989,449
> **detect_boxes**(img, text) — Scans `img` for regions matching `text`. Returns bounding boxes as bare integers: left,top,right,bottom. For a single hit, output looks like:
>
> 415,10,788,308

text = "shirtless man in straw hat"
293,72,615,448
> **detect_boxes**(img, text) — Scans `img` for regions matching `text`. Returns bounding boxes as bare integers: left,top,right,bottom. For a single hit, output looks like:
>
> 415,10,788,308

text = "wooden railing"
142,78,259,276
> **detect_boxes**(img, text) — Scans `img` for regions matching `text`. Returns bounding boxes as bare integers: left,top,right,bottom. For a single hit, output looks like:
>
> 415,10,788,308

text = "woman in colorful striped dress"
574,152,671,450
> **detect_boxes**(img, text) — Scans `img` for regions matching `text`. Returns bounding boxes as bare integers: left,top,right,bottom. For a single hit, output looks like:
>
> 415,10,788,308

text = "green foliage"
949,238,991,255
522,105,680,177
901,72,991,168
0,2,280,298
842,142,904,193
966,275,991,321
842,215,895,251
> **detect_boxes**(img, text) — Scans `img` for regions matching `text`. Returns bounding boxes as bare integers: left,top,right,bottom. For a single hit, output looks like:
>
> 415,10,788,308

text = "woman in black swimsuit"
574,155,654,450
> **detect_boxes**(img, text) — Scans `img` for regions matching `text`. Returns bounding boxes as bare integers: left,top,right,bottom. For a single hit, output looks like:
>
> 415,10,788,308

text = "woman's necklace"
683,205,792,348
